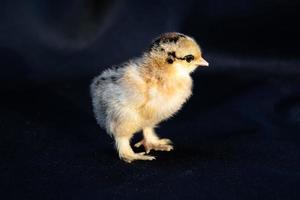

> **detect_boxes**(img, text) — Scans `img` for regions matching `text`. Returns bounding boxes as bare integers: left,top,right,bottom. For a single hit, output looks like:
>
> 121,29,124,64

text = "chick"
90,32,209,163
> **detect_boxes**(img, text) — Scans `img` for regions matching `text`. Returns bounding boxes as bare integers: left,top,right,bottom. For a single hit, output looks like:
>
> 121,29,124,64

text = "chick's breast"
139,78,193,124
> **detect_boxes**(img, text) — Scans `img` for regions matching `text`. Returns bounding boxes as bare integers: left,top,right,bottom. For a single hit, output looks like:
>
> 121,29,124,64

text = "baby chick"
90,32,209,163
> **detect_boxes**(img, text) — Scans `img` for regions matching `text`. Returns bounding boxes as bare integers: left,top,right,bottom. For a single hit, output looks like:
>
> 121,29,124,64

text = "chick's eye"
184,55,194,63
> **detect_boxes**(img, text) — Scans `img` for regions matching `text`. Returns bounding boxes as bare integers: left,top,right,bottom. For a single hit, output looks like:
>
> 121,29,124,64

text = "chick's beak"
197,58,209,67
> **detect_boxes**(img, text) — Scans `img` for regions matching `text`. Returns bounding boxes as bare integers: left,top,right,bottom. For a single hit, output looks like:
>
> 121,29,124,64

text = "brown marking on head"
149,32,186,51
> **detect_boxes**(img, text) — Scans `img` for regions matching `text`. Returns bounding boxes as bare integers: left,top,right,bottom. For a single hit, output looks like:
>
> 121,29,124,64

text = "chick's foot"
134,138,173,154
119,152,156,163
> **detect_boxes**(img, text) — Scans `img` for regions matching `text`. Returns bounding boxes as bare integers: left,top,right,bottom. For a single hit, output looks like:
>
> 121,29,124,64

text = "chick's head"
148,32,209,74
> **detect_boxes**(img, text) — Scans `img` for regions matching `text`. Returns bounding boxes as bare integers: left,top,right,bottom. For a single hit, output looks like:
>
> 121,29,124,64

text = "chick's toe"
120,152,156,163
134,138,174,154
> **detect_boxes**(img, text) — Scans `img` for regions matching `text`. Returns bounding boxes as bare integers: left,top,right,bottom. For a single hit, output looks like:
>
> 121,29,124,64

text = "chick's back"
90,62,146,133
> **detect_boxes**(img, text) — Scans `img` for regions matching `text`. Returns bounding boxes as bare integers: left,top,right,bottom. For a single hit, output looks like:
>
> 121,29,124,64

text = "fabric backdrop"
1,0,300,199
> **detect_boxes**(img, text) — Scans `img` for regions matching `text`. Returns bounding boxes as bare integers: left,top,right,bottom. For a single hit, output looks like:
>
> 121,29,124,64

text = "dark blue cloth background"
1,0,300,199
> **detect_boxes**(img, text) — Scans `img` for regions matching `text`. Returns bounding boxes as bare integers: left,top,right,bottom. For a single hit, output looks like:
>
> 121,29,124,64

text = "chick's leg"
115,136,155,163
134,127,173,153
